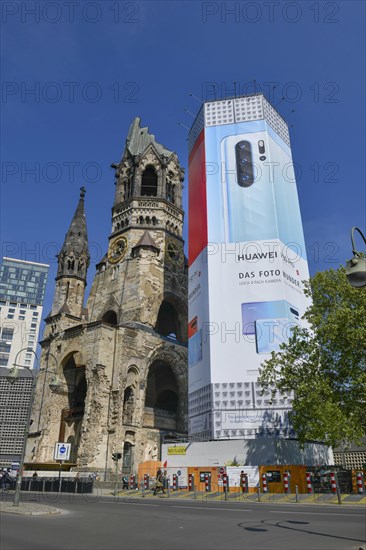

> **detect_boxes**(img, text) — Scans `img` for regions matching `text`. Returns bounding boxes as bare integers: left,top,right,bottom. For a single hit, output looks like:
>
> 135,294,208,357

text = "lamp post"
6,349,59,507
345,227,366,288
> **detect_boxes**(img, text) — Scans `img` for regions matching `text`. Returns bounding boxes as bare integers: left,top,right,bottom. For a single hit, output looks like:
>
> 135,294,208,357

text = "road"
1,494,365,550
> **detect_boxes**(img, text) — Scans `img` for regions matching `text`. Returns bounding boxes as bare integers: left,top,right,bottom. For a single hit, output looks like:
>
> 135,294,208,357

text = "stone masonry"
28,118,188,477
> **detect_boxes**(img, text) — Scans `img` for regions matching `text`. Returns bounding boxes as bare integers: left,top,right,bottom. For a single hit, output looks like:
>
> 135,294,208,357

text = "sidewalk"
1,488,365,516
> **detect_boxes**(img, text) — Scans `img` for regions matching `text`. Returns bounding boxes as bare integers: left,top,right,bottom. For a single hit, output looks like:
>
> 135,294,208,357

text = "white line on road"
172,506,253,512
118,502,160,507
269,510,365,517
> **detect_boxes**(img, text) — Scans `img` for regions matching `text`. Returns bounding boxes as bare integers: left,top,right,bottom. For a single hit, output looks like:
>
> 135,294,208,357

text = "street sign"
54,442,71,461
177,470,181,476
219,467,225,474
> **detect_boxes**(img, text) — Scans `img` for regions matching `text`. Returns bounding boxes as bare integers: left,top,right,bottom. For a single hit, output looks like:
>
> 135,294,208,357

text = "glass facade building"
0,258,49,369
0,257,48,305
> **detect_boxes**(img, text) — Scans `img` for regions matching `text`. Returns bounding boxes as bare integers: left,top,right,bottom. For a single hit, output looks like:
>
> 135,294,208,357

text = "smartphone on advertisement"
241,300,299,337
255,317,296,354
221,132,278,243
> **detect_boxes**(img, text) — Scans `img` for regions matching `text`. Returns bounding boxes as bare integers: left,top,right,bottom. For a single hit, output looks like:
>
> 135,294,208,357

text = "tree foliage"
258,266,366,447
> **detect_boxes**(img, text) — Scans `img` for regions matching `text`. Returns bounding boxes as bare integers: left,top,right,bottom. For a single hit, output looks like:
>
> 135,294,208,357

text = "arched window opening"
123,386,134,425
146,216,151,225
155,389,178,412
152,217,157,226
144,361,178,416
171,185,176,205
141,165,158,196
62,353,87,424
67,259,75,271
122,442,133,473
102,310,118,325
155,300,180,341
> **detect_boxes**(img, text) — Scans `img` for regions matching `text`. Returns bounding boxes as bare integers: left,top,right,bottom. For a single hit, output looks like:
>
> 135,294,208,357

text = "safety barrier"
306,472,313,493
172,474,178,491
129,474,136,490
330,472,337,494
356,472,364,494
262,473,268,493
143,474,149,490
188,473,194,492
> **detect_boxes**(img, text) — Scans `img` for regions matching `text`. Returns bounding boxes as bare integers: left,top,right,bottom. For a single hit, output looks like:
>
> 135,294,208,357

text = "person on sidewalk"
153,469,165,495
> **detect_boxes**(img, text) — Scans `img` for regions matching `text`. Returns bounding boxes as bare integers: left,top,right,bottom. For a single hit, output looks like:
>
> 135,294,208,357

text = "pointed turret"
51,187,90,318
57,186,90,281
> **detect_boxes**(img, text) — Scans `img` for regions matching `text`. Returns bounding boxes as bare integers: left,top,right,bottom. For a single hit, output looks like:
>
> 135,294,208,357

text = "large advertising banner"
188,98,311,438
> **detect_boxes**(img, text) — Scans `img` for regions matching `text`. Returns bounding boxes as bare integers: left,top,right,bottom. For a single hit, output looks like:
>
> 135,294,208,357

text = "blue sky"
1,0,365,321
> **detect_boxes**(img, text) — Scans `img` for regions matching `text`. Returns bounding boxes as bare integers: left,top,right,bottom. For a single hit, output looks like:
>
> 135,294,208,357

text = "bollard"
262,473,268,493
336,485,342,504
306,472,313,493
257,486,261,501
188,473,194,492
283,472,289,494
330,472,337,494
167,477,170,497
356,472,364,494
141,480,145,497
240,473,248,494
222,473,228,500
204,473,211,493
173,474,178,491
129,474,135,490
144,474,149,491
295,484,299,503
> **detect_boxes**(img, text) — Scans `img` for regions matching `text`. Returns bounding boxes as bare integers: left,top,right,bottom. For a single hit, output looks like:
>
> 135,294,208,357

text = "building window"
1,328,14,340
7,314,14,319
0,343,11,353
141,165,158,197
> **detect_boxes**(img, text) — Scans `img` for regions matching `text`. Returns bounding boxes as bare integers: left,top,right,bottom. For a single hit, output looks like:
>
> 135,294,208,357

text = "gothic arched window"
141,165,158,196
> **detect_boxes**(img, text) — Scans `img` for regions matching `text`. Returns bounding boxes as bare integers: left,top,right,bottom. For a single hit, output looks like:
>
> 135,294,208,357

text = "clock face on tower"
108,236,128,264
165,240,183,265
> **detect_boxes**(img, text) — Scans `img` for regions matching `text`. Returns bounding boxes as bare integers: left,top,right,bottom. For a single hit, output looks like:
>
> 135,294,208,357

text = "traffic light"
112,452,122,461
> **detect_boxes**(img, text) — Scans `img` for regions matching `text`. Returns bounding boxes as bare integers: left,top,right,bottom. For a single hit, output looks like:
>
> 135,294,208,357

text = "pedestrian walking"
153,469,165,495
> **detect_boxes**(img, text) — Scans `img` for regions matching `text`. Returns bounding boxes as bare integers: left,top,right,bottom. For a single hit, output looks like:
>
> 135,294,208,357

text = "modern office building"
188,94,311,440
0,257,49,370
0,258,48,467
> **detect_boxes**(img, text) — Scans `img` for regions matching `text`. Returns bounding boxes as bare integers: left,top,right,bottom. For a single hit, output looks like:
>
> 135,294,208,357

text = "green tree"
258,266,366,447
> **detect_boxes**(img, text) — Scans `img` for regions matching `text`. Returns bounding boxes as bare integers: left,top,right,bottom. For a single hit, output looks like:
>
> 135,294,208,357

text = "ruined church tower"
29,119,188,475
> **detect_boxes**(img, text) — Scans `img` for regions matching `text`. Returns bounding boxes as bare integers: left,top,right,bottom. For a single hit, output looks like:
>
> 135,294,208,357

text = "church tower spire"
51,187,90,317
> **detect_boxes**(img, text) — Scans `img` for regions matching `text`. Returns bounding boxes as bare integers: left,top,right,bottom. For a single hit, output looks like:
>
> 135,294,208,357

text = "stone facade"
28,119,188,477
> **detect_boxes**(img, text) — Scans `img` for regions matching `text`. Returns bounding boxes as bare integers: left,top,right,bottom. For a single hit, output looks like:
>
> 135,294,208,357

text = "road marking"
125,503,160,507
172,506,253,512
269,510,365,517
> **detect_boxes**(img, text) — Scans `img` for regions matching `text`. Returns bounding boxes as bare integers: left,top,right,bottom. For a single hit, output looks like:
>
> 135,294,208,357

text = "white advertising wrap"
188,95,311,439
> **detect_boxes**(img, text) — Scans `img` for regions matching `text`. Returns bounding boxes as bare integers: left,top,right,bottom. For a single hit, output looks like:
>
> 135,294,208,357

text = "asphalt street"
1,494,365,550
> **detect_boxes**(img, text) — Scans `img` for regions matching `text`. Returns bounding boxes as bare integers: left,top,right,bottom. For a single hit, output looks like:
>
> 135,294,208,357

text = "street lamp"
345,227,366,288
5,348,59,507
